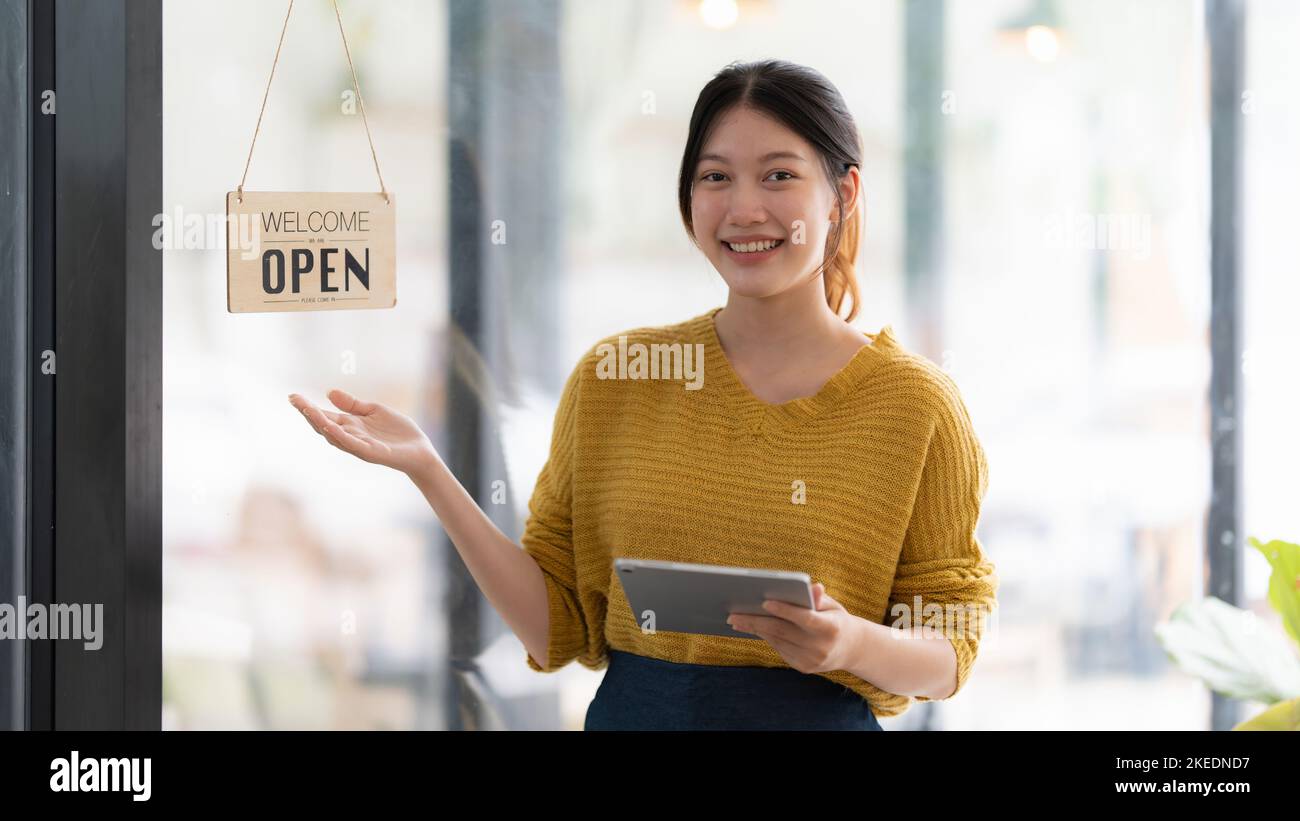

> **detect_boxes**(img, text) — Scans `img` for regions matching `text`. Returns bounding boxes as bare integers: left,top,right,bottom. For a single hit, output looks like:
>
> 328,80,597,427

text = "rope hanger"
236,0,389,204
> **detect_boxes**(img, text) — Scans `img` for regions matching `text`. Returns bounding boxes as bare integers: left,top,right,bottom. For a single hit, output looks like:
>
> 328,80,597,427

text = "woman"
290,59,997,731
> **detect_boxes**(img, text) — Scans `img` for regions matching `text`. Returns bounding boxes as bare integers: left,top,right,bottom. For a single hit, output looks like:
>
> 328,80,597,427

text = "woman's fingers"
291,393,348,421
327,388,377,416
289,394,323,433
290,393,378,460
290,394,347,436
289,392,396,468
322,418,374,459
291,398,317,428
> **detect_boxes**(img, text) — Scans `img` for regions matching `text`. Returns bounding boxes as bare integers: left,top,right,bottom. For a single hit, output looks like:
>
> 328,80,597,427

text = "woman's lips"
722,238,784,263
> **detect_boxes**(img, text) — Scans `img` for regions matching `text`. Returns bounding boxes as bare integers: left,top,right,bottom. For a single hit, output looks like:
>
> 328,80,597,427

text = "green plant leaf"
1233,695,1300,730
1154,596,1300,703
1248,537,1300,649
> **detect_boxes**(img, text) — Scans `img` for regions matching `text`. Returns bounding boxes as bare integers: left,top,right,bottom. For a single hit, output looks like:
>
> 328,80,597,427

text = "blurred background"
159,0,1300,730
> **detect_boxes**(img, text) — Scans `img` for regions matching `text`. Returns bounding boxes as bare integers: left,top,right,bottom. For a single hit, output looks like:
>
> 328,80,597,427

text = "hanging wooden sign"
226,191,396,312
226,0,395,313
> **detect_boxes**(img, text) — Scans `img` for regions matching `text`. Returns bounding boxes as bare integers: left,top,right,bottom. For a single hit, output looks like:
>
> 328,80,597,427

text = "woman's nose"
725,185,768,225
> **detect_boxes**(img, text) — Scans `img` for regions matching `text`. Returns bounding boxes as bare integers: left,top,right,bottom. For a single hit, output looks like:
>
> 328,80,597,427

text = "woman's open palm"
289,389,435,475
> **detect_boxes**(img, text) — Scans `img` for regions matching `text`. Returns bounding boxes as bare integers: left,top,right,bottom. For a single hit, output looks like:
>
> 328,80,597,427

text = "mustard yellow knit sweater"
522,307,997,718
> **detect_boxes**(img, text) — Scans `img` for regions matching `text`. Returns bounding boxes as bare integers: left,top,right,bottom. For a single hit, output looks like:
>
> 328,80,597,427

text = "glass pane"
1242,0,1300,716
937,0,1211,729
162,0,450,729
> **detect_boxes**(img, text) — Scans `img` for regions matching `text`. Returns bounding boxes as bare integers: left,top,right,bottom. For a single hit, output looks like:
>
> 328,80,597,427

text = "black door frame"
5,0,163,731
0,0,32,732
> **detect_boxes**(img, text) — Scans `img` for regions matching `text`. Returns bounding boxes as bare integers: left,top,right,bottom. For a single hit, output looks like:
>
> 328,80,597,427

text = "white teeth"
726,239,781,253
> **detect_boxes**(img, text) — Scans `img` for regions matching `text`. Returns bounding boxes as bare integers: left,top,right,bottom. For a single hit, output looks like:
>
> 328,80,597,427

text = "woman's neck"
714,278,859,360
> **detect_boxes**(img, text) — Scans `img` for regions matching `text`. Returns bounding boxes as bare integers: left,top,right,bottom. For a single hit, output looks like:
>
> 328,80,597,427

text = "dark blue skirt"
584,649,883,731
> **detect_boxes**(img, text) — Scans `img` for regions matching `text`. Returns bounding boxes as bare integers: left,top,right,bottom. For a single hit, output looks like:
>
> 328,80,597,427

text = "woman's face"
690,104,858,302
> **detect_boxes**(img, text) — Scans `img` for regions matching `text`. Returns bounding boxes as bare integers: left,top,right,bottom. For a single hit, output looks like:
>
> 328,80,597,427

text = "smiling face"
689,104,858,302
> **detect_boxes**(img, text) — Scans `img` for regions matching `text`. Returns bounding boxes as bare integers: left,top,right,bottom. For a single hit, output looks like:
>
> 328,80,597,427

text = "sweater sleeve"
887,371,997,701
522,351,603,673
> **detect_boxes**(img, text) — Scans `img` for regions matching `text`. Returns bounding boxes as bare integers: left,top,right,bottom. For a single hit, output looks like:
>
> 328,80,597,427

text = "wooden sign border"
224,190,397,314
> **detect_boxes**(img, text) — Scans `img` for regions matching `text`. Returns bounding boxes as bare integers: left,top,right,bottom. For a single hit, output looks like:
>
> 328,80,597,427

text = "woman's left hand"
726,582,862,674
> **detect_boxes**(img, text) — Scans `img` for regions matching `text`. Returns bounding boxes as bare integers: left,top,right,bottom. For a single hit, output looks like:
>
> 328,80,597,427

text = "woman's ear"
834,164,861,221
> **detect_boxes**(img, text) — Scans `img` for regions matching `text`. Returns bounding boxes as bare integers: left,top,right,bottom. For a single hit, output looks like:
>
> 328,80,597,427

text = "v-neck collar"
691,306,897,436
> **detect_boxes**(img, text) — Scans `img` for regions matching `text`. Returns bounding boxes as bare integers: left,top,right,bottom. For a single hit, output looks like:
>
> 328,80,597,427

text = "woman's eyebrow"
697,150,808,165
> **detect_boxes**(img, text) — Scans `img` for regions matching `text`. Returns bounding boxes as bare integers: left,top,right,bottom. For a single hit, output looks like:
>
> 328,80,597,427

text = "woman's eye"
699,170,793,182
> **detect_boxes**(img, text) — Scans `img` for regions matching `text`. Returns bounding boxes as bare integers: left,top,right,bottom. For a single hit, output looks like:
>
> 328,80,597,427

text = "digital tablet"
612,558,815,638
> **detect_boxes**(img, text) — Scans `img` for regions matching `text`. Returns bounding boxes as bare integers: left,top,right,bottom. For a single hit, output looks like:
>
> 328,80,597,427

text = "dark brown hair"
678,59,864,321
